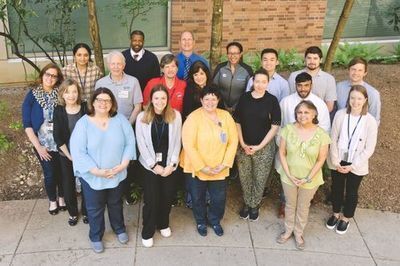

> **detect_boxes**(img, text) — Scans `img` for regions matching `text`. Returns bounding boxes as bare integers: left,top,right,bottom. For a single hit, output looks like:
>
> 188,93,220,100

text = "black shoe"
249,207,259,221
58,205,67,211
239,205,249,219
212,224,224,236
197,224,207,236
326,215,339,230
82,215,89,224
49,202,59,215
336,220,350,235
68,216,78,226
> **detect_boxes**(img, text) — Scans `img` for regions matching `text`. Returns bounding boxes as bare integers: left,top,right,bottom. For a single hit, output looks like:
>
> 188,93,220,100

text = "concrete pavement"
0,197,399,266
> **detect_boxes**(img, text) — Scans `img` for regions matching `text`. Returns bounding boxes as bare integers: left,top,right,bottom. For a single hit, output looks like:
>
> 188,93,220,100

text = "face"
253,73,269,93
296,80,312,99
200,94,219,112
42,68,59,89
193,68,207,88
93,93,112,115
349,90,367,113
227,45,241,65
162,61,178,79
180,32,194,53
305,53,321,71
262,53,279,72
108,55,125,76
74,47,90,67
63,85,79,105
349,63,367,84
130,34,144,53
152,90,168,113
296,105,316,126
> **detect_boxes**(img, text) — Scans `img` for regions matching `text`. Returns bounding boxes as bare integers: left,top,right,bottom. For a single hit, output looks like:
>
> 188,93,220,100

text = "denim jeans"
81,178,126,242
190,177,227,226
35,150,63,201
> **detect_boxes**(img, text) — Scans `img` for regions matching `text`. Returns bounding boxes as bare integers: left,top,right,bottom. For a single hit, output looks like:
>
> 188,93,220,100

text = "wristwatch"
305,176,312,183
170,162,177,168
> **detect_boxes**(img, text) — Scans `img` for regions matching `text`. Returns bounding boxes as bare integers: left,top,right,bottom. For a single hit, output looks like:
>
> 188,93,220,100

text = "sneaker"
336,220,350,235
117,232,129,244
249,207,259,221
239,205,249,219
160,227,172,238
212,224,224,236
326,215,339,230
90,241,104,253
142,237,154,248
197,224,207,236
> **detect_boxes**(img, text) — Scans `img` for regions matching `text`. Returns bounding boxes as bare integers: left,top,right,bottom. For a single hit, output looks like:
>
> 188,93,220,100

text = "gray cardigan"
328,109,378,176
135,110,182,172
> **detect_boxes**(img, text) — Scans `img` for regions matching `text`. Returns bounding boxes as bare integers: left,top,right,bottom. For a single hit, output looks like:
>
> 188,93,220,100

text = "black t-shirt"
233,91,281,145
151,114,169,167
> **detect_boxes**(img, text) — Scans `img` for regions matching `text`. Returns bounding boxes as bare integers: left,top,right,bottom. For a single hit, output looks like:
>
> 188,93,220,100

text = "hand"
161,165,174,177
200,166,213,175
36,145,52,161
210,164,226,175
153,165,165,175
111,163,128,175
289,175,304,187
66,154,73,161
92,168,114,178
241,144,253,155
336,165,351,174
247,145,260,155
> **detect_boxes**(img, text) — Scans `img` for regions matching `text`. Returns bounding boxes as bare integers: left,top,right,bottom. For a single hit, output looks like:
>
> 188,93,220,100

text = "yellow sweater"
180,108,238,181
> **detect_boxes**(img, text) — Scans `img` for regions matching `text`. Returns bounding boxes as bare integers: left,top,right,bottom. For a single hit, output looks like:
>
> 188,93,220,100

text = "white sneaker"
160,227,172,238
142,237,153,248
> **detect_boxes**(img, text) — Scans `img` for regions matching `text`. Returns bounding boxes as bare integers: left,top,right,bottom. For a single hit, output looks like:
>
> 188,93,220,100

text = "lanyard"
347,114,362,150
76,64,88,90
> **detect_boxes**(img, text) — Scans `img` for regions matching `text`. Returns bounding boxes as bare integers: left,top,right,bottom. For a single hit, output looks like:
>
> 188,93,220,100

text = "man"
176,31,209,80
246,48,289,102
95,51,143,205
122,30,160,91
288,46,336,112
336,57,381,124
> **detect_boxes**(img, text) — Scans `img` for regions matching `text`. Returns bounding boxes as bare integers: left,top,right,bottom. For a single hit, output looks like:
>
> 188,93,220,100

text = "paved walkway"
0,198,399,266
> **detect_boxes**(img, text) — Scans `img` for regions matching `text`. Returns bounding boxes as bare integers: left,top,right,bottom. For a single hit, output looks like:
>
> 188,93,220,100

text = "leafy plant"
243,51,261,71
394,43,400,58
387,5,400,32
9,121,23,131
130,183,143,203
334,42,383,66
277,49,303,72
0,133,13,152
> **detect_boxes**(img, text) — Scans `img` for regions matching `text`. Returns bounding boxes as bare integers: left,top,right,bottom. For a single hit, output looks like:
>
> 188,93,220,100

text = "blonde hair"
58,78,82,106
141,84,176,124
346,85,369,115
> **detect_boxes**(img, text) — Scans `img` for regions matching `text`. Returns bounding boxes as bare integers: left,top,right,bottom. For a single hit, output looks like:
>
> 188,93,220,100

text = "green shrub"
394,43,400,58
243,51,261,71
0,133,13,153
277,49,303,72
9,121,23,131
335,42,383,66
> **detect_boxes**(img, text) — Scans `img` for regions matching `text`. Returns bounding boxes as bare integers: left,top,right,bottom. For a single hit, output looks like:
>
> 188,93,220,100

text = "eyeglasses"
44,72,58,80
95,98,112,104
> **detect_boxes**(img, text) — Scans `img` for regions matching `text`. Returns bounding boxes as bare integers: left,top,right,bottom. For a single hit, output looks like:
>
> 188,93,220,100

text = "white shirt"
130,48,145,61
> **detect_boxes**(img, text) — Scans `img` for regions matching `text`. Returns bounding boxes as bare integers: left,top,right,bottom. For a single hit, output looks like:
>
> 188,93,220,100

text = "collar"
108,72,126,84
130,48,144,60
304,68,322,77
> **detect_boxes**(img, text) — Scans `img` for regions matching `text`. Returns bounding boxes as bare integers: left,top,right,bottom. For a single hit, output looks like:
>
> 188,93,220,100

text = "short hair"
348,57,368,72
38,63,63,87
200,84,221,100
130,30,145,39
88,87,118,117
346,85,369,115
107,50,126,65
160,54,178,69
180,31,195,40
226,41,243,53
294,100,319,125
142,84,176,124
295,72,312,84
72,43,93,62
58,78,82,106
188,60,211,87
253,68,270,82
304,46,323,59
261,48,278,59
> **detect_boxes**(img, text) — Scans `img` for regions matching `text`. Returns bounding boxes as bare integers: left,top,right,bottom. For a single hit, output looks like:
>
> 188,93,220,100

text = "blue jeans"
81,178,126,242
35,150,63,201
190,177,226,226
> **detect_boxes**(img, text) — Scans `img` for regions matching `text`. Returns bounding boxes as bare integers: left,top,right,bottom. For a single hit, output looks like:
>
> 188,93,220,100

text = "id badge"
46,122,54,133
220,132,227,143
118,90,129,99
156,153,163,162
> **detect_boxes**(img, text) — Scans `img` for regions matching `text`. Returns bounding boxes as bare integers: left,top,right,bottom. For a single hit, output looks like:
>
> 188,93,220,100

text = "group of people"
22,30,379,253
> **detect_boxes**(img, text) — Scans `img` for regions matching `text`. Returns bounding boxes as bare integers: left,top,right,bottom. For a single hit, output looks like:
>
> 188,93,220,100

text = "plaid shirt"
62,62,103,100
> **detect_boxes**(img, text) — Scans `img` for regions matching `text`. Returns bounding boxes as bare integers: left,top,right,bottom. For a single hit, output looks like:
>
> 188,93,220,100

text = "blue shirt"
176,52,209,80
336,80,381,124
246,72,290,102
70,114,136,190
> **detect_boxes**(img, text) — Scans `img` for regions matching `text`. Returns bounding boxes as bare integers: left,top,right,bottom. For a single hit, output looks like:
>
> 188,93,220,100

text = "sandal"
276,232,292,244
295,235,305,250
58,197,67,211
48,201,59,215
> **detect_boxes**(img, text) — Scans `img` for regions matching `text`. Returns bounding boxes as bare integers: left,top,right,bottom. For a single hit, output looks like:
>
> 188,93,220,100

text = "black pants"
331,170,364,218
59,155,86,217
140,163,177,240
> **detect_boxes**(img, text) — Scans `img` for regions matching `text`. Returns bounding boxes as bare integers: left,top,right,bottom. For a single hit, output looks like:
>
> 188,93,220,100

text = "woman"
327,85,378,234
234,68,281,221
143,54,186,113
277,101,330,250
62,43,103,101
136,84,182,248
181,86,238,237
70,88,135,253
213,41,253,114
53,79,88,226
22,63,65,215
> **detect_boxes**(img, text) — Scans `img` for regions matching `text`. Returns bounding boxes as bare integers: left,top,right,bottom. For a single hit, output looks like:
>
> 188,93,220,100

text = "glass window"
323,0,400,39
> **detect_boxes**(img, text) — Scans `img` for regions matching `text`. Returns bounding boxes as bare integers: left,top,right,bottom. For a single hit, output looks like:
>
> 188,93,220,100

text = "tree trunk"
87,0,105,74
209,0,223,72
324,0,355,72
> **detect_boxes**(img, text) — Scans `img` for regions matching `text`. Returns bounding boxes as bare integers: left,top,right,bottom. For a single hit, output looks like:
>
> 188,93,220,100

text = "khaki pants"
282,182,319,237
